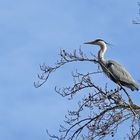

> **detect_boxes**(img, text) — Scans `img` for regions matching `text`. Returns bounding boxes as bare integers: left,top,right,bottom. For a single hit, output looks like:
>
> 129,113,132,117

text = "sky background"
0,0,140,140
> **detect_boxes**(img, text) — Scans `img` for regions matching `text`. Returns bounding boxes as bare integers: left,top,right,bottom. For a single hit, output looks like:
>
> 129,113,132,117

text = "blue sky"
0,0,140,139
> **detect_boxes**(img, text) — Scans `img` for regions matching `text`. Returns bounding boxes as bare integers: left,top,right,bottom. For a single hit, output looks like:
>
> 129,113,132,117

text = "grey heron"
83,39,139,91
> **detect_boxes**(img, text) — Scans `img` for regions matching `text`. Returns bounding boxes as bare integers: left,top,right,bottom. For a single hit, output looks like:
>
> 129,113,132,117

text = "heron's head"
83,39,109,47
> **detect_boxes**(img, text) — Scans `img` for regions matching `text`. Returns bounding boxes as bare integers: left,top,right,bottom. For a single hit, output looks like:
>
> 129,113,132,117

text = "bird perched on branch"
83,39,139,91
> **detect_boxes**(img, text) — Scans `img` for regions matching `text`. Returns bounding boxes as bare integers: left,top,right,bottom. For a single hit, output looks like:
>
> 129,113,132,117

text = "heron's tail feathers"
130,83,139,91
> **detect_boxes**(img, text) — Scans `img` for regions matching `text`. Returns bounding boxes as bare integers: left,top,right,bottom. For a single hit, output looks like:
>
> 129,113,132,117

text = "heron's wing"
106,60,137,86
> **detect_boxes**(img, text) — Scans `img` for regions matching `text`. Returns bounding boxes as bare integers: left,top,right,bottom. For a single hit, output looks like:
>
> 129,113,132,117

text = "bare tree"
35,48,140,140
133,2,140,24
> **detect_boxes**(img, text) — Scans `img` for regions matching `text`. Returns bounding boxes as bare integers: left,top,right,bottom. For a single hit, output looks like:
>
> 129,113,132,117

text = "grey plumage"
101,60,139,91
83,39,139,91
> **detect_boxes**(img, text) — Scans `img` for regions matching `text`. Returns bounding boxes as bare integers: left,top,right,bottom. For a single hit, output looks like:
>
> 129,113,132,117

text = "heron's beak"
83,41,96,45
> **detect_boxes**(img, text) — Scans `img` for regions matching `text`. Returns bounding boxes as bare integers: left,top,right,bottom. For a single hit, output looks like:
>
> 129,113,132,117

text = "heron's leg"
115,82,123,91
116,85,121,91
116,83,123,91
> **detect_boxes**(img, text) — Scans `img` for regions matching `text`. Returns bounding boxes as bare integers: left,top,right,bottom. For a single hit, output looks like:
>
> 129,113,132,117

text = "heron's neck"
98,43,107,64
